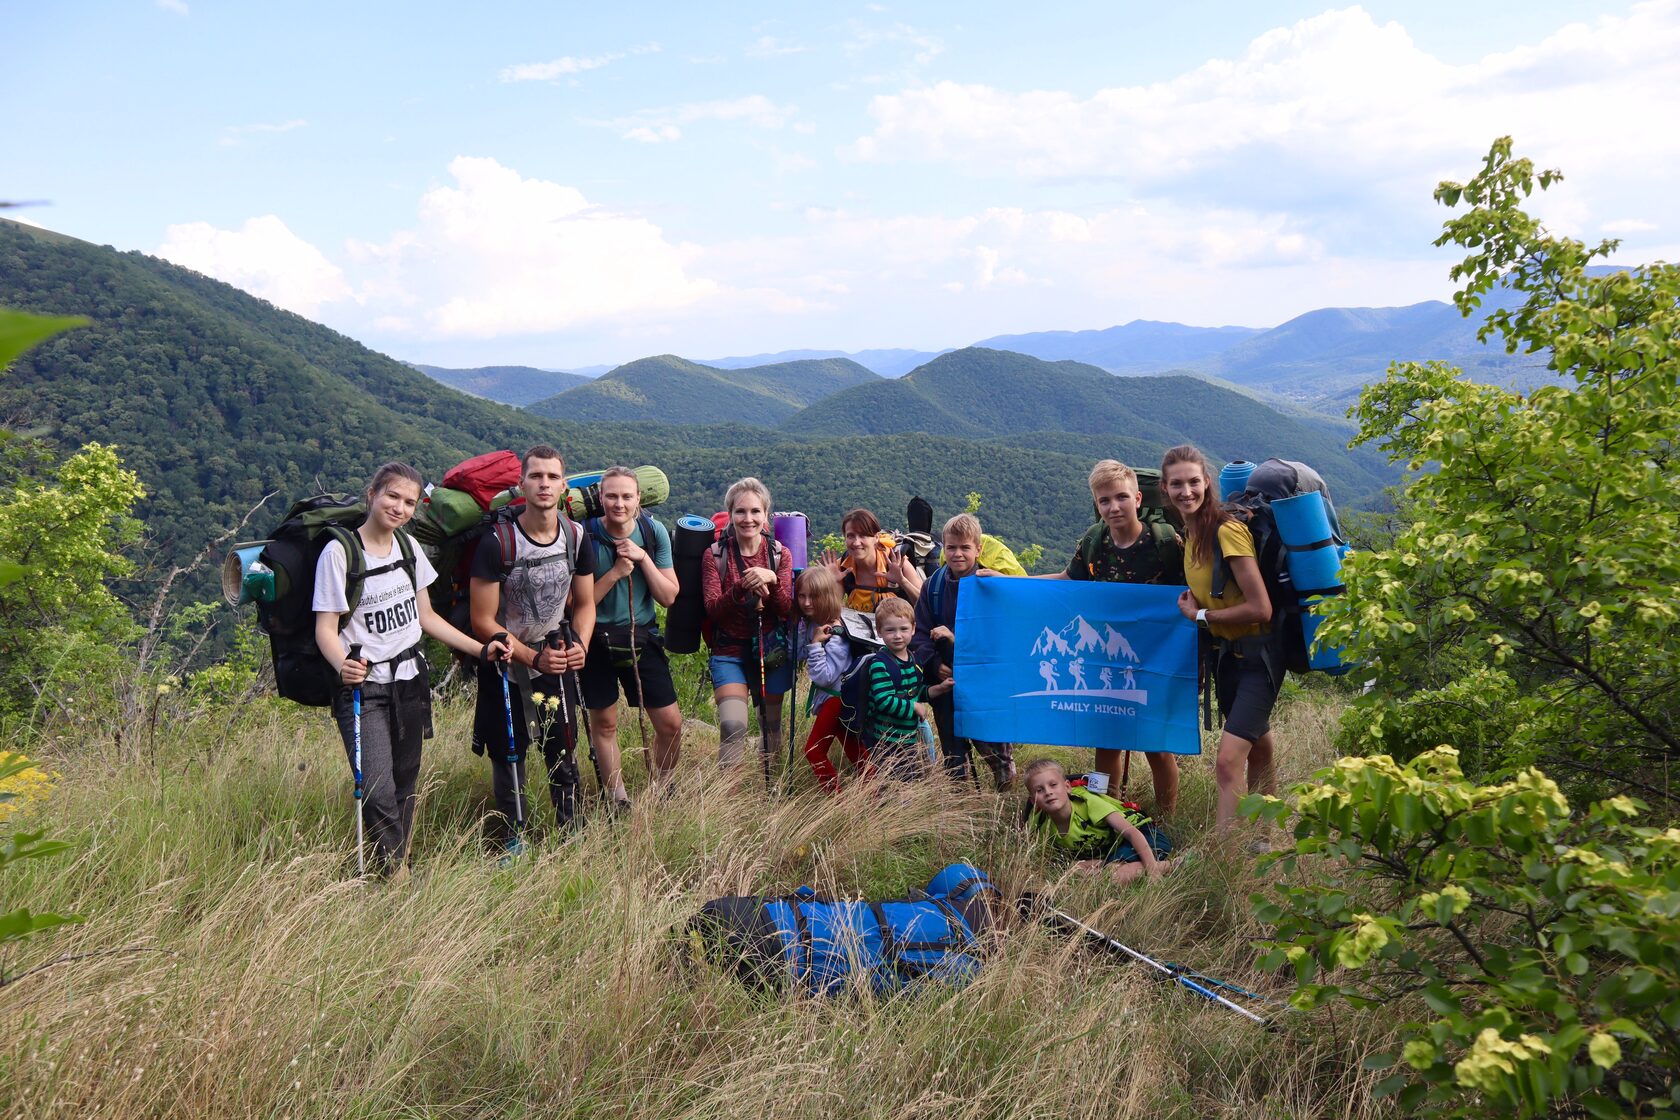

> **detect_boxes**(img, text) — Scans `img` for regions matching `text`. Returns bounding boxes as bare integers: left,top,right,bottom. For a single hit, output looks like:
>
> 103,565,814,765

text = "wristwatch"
1195,608,1209,628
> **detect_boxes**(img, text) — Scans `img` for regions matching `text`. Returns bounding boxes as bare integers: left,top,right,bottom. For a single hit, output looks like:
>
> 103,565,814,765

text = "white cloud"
499,42,660,83
608,95,798,142
354,156,716,338
156,0,188,14
746,35,806,58
1602,218,1657,234
156,215,353,318
843,20,944,67
624,125,682,144
846,4,1680,199
218,119,307,147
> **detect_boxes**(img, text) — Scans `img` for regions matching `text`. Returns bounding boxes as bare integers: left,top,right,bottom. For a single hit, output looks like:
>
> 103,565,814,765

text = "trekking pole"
785,624,800,775
1018,894,1269,1026
624,568,653,775
347,643,365,876
547,627,581,824
754,603,772,790
493,631,524,836
562,620,596,772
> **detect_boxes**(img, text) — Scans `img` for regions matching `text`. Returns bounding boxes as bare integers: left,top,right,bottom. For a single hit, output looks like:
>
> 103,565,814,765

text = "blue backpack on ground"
686,863,997,997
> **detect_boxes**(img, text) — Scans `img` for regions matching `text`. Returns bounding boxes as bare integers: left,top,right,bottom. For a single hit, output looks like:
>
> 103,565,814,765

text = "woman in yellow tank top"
1160,444,1281,833
827,508,925,612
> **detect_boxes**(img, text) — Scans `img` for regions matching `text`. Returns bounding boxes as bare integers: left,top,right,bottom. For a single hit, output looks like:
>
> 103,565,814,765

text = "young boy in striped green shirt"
866,596,930,778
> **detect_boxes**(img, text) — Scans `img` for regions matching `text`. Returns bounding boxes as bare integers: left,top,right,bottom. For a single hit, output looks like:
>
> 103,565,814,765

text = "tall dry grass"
0,682,1399,1118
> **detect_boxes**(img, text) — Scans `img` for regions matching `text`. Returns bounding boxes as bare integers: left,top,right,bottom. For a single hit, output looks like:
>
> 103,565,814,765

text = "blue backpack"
687,863,996,996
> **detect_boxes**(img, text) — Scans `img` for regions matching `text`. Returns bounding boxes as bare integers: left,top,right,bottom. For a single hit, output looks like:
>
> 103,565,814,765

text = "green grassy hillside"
527,354,878,424
1,681,1392,1118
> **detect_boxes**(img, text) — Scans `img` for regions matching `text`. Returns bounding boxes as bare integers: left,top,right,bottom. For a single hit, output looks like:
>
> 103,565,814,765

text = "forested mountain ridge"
2,221,1244,592
0,218,566,589
410,364,592,406
526,354,878,424
782,347,1394,503
973,320,1262,373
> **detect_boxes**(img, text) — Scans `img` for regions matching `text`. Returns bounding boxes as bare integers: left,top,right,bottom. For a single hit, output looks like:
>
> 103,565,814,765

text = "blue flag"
952,577,1201,755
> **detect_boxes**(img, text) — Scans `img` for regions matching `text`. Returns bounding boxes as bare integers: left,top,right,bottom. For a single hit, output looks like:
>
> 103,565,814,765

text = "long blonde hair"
795,565,843,624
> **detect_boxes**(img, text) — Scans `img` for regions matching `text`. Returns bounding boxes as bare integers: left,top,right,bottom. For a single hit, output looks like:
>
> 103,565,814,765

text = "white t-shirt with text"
312,533,438,684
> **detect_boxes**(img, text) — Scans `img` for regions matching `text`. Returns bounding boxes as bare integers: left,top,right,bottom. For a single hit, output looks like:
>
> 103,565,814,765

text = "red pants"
804,695,872,791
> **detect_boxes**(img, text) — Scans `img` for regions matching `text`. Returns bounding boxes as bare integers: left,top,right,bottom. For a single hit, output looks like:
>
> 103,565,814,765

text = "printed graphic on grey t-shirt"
503,529,575,643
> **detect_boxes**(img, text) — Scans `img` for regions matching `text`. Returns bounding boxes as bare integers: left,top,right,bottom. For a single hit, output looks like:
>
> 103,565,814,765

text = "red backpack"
441,450,522,507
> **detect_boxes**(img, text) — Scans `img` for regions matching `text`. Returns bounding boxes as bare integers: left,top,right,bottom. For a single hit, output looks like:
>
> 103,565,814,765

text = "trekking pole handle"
347,643,363,662
546,628,565,650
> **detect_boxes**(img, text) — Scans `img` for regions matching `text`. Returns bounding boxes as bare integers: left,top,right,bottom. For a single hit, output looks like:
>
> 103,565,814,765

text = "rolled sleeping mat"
1301,600,1352,675
1220,460,1257,499
665,514,716,655
221,542,276,606
1271,490,1343,598
563,465,671,521
772,511,809,572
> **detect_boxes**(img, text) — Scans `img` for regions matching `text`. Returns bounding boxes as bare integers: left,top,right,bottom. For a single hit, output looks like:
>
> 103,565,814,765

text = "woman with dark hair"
314,461,508,876
825,507,924,611
1160,444,1279,832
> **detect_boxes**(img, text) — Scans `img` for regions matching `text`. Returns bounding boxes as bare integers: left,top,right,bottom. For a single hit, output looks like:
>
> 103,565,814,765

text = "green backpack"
255,495,418,707
1078,467,1182,581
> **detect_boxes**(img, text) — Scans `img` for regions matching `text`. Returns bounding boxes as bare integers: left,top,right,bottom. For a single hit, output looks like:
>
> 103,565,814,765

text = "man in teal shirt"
580,467,683,801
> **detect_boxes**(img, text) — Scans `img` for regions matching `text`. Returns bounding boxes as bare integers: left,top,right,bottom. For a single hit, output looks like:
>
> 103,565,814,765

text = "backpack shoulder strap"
325,525,367,628
495,515,518,575
1210,519,1230,599
1149,522,1181,573
926,566,947,617
394,528,419,593
1076,522,1106,573
560,515,578,562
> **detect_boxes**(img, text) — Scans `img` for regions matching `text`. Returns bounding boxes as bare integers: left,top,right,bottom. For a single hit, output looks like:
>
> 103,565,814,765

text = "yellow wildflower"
0,753,55,824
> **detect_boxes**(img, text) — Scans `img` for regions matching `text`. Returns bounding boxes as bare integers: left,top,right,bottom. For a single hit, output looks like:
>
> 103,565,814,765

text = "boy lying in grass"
1023,758,1180,886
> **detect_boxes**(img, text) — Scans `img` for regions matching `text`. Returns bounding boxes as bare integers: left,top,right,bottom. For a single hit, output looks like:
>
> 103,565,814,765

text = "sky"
8,1,1678,370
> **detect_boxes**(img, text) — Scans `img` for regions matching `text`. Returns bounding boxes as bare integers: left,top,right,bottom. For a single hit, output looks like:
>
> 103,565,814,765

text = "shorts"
1106,822,1173,864
1214,639,1283,744
580,634,678,710
709,651,793,697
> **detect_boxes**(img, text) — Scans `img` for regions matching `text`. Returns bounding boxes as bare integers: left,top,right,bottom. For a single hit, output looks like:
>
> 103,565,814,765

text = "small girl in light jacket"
794,566,872,791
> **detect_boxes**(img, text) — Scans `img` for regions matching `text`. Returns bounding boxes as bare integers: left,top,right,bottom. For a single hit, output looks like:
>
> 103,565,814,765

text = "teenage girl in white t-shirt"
313,461,508,877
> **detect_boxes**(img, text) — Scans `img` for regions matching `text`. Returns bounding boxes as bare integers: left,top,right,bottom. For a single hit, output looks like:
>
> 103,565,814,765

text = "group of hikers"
312,443,1287,881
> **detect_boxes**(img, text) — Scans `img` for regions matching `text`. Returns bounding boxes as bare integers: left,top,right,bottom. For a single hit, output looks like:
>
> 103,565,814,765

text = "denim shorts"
709,652,793,697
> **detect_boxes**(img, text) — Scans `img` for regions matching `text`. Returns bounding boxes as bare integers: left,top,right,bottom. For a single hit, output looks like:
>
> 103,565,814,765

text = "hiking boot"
497,836,527,868
610,796,632,817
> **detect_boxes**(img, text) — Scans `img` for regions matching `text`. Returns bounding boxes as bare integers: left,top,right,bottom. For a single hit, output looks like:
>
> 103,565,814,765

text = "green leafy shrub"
1319,138,1680,798
1247,748,1679,1118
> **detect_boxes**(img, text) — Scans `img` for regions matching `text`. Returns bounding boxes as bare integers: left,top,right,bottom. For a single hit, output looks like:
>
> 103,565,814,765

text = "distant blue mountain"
972,320,1262,373
967,295,1553,403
